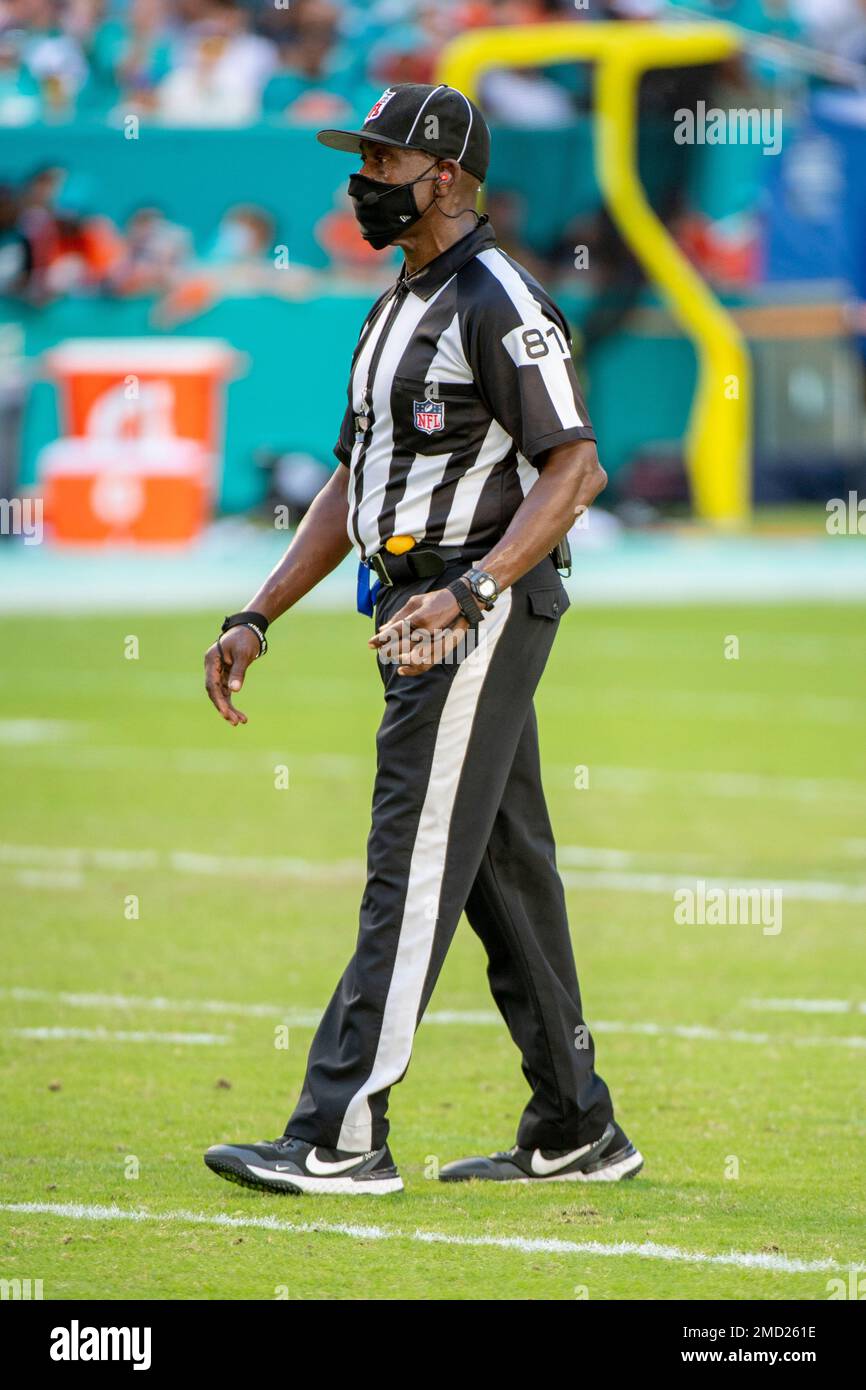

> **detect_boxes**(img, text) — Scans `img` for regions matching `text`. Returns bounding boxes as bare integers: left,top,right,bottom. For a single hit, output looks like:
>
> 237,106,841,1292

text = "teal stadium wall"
3,120,766,510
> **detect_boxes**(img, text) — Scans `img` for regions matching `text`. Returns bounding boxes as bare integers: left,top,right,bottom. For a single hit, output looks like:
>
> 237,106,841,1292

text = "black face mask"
347,162,439,250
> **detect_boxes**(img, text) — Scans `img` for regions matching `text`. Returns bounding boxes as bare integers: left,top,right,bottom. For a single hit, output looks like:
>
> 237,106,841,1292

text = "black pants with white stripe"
286,553,615,1153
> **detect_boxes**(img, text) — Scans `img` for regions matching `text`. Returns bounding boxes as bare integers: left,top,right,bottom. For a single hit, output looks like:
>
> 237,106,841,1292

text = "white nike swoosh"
530,1142,594,1176
305,1149,367,1177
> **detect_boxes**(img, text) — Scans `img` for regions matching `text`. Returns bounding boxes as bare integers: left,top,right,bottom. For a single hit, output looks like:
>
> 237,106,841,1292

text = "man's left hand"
369,588,471,677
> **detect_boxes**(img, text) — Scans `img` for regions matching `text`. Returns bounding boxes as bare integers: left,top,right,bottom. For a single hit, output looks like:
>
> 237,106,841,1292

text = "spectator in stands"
156,202,317,322
85,0,174,115
791,0,866,126
17,164,64,289
315,189,397,284
451,0,559,29
42,171,124,294
0,183,34,294
208,203,275,268
110,204,190,295
12,163,122,298
262,0,362,126
464,0,585,127
12,0,89,117
364,3,450,87
157,0,275,125
791,0,866,59
0,28,40,124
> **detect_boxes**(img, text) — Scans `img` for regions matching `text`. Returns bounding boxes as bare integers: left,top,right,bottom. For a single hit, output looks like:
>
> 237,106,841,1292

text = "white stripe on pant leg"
337,590,514,1152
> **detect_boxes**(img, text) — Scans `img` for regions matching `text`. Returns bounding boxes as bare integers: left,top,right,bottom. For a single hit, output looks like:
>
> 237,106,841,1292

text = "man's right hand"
204,626,262,726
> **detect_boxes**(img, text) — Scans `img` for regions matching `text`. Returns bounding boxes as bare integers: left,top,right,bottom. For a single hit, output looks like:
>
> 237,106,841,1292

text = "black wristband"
447,578,484,630
220,611,269,658
221,611,269,635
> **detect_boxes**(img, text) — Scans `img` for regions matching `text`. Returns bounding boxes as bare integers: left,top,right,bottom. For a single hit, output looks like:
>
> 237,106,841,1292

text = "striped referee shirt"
334,216,596,562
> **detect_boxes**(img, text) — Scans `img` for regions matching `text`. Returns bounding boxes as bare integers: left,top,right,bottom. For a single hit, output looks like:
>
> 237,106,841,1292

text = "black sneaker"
439,1122,643,1183
578,1123,644,1182
204,1135,403,1195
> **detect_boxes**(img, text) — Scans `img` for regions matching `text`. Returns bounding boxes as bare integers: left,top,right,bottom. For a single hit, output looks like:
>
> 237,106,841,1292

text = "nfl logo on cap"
413,398,445,434
366,89,396,123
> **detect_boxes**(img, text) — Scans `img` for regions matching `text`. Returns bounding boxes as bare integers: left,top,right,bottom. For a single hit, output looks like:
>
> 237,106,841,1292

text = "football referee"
204,84,642,1195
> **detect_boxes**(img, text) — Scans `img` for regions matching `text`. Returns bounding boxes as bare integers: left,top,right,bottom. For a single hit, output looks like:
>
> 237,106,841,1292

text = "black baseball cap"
317,83,491,184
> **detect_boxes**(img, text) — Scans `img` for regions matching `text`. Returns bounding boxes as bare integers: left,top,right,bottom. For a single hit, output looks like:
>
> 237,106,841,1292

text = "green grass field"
1,599,864,1300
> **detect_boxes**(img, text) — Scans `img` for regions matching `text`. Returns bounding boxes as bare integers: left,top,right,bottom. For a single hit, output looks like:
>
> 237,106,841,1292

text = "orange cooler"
40,338,243,545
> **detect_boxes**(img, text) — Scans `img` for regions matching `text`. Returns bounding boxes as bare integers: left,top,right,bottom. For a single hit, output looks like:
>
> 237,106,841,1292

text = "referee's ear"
447,163,481,213
434,159,461,199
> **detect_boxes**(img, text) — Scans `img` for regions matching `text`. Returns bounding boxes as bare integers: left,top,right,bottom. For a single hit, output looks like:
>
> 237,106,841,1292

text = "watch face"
477,576,497,600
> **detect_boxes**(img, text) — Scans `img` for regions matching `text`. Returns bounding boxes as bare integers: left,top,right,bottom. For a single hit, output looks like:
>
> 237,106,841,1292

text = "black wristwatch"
463,568,499,610
447,578,485,631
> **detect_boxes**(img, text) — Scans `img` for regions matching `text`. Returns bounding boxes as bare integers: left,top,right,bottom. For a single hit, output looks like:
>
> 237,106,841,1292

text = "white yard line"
746,998,866,1015
0,843,360,883
0,986,322,1024
0,1201,861,1277
559,846,640,868
2,988,865,1049
569,630,866,664
168,851,359,882
2,841,864,902
3,742,866,806
12,869,85,890
581,689,864,724
560,869,866,904
593,1021,866,1049
589,766,866,805
0,744,364,777
0,844,159,870
6,1027,228,1045
0,719,80,744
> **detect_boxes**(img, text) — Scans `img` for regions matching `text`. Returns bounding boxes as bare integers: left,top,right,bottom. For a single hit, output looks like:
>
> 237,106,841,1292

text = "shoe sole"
205,1153,404,1196
441,1162,643,1184
578,1148,644,1182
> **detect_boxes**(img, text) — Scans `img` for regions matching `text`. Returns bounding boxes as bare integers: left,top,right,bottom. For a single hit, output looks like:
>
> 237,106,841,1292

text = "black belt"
368,544,488,588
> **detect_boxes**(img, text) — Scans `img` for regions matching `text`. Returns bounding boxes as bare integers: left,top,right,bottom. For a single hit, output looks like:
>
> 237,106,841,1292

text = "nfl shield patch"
413,398,445,435
365,88,397,123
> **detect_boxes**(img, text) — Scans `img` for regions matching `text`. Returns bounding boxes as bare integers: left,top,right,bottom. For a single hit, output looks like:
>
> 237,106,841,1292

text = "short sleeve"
333,400,355,466
463,256,595,463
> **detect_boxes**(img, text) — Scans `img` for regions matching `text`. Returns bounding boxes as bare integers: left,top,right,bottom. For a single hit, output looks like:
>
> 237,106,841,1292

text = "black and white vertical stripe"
334,221,596,561
337,587,514,1153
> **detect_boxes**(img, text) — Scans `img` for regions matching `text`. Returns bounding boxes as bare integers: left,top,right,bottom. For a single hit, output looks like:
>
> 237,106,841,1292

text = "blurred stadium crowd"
0,0,660,129
2,0,865,307
0,169,326,308
0,0,862,131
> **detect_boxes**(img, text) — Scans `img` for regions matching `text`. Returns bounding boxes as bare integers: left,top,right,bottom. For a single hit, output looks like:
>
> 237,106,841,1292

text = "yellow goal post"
437,21,751,526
